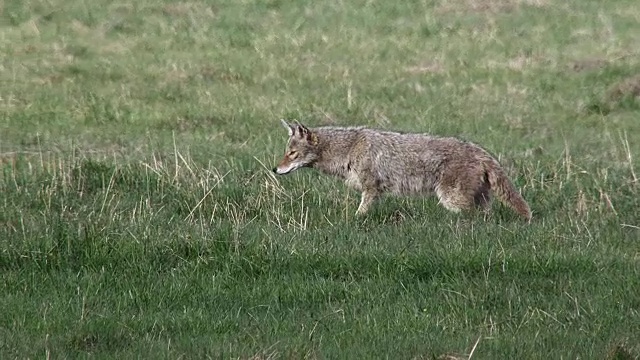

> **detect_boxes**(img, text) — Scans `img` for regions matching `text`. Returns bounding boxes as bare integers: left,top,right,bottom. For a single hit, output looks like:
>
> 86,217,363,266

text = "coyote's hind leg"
435,186,472,214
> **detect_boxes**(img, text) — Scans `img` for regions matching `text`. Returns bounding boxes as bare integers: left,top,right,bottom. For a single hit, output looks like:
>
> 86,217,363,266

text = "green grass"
1,0,640,358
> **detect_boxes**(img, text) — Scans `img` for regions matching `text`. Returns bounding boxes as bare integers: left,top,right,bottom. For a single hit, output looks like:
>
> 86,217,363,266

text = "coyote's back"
273,120,531,221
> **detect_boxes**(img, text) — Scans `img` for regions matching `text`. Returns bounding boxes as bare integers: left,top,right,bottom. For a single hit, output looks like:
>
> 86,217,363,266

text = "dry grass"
405,60,446,75
161,2,216,18
436,0,548,14
1,0,639,358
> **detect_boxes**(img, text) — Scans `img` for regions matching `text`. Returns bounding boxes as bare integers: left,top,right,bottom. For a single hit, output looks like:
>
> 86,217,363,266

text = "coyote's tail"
485,160,532,222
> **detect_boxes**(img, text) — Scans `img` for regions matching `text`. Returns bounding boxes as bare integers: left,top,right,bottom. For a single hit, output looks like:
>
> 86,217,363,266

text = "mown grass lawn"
1,0,639,358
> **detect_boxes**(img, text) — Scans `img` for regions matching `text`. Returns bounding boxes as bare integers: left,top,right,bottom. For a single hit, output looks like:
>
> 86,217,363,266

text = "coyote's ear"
293,121,310,137
280,119,294,137
293,121,317,145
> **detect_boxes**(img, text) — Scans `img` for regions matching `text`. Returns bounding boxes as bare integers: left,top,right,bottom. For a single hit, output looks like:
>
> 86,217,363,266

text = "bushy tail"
485,160,532,222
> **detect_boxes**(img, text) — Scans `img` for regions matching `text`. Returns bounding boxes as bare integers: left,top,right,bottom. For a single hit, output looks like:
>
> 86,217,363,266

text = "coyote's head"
273,120,319,175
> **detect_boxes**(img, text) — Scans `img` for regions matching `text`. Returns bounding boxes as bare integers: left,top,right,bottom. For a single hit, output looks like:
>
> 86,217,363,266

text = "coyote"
273,120,531,221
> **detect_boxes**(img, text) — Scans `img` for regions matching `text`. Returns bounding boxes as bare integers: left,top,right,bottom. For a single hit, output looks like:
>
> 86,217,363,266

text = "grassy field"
1,0,640,358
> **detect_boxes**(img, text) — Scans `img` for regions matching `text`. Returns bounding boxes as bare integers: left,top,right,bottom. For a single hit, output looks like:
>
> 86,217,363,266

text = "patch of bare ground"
606,74,640,102
436,0,548,14
583,73,640,114
568,54,634,73
605,342,637,360
197,65,244,83
569,58,609,73
484,51,550,71
0,153,18,168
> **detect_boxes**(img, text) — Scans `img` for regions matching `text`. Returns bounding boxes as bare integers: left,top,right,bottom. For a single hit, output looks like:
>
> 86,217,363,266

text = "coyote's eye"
288,151,298,158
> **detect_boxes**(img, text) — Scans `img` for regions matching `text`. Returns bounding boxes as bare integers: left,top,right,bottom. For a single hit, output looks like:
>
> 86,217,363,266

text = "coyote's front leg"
356,189,378,215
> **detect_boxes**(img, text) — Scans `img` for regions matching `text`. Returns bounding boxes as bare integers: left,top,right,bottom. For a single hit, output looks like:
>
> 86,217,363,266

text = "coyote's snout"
273,120,532,221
